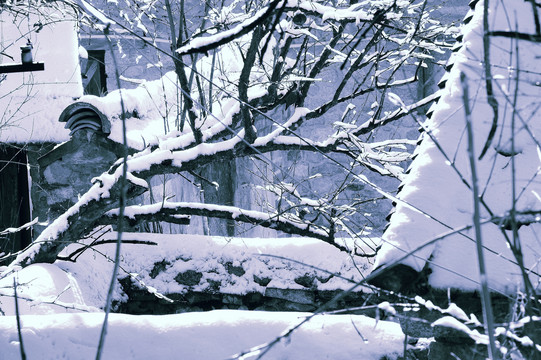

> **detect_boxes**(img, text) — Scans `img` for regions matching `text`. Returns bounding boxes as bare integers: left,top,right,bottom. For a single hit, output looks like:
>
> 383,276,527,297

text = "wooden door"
0,145,31,253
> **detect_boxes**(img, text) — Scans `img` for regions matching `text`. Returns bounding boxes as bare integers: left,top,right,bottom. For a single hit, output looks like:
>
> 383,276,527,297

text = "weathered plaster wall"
0,3,82,144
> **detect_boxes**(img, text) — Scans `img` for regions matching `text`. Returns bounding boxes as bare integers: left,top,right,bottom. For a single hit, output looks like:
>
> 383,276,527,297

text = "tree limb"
176,0,283,56
2,177,148,268
101,201,358,253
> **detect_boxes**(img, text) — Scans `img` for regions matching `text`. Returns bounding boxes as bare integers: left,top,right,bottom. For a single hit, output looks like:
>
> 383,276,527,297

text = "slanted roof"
68,71,183,150
0,3,83,144
372,0,541,294
67,68,238,150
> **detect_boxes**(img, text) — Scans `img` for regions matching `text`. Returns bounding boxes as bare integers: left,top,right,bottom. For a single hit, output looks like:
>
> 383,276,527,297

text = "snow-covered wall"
0,3,83,144
55,232,374,314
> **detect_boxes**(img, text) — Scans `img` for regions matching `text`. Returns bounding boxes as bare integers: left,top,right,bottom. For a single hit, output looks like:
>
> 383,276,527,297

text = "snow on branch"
353,92,439,137
72,0,115,27
98,210,191,227
1,104,414,271
175,0,391,57
291,0,370,23
101,201,361,254
253,107,310,146
100,203,191,227
103,201,345,246
0,218,39,236
490,210,541,230
2,174,148,269
176,0,283,56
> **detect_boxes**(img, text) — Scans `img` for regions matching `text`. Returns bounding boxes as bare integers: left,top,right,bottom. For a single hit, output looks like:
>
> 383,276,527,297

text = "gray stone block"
174,270,203,286
264,287,314,305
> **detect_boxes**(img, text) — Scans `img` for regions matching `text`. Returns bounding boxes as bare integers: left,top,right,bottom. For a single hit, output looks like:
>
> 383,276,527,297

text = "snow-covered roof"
70,71,184,150
68,40,251,150
0,3,83,144
373,0,541,294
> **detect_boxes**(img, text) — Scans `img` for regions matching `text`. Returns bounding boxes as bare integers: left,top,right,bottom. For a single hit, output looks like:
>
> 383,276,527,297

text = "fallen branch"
100,201,361,253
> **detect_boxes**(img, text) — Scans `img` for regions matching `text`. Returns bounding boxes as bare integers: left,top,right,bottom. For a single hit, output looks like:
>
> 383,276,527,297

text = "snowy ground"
0,310,405,359
0,233,408,360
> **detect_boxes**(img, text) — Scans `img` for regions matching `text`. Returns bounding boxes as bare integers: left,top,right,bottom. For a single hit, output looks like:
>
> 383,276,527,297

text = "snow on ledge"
55,232,374,308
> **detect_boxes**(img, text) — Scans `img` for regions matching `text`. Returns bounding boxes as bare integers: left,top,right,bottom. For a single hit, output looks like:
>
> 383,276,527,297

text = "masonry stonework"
31,129,124,237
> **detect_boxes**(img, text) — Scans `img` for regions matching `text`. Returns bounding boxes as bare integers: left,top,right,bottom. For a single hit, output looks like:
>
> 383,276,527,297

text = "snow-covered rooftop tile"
373,0,541,294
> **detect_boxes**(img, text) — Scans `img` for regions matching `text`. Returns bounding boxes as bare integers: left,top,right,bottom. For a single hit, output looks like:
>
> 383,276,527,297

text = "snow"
74,71,182,149
0,310,405,359
0,0,399,148
291,0,370,24
373,0,541,294
71,33,268,150
4,0,528,357
377,301,397,316
54,232,373,304
77,0,115,27
0,3,83,144
415,296,478,325
0,263,97,316
177,1,281,56
432,316,488,344
0,233,408,359
253,107,311,147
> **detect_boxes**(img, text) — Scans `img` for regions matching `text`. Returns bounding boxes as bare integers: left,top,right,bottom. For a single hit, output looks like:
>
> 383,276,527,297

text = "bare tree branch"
176,0,283,56
101,202,358,253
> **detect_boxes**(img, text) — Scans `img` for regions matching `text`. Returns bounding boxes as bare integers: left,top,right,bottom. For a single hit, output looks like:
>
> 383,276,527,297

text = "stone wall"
30,129,125,237
117,274,371,315
62,233,374,314
76,232,530,360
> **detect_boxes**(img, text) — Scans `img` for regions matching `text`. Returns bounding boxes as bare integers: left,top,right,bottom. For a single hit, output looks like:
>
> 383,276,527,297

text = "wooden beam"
0,62,45,74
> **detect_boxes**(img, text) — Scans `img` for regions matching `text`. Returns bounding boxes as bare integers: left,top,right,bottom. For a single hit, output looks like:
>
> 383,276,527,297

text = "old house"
1,0,471,255
0,1,166,254
0,1,150,252
0,2,82,252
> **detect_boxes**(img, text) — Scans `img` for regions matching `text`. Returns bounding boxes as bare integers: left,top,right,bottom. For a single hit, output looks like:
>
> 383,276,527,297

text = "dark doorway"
0,145,32,253
82,50,107,96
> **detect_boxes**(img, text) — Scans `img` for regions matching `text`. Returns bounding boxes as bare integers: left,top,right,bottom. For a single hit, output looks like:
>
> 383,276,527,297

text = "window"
82,50,107,96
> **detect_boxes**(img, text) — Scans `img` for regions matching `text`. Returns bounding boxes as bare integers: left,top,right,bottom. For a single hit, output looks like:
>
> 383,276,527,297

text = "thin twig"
95,23,130,360
13,278,27,360
461,71,499,359
479,0,500,159
56,239,158,263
